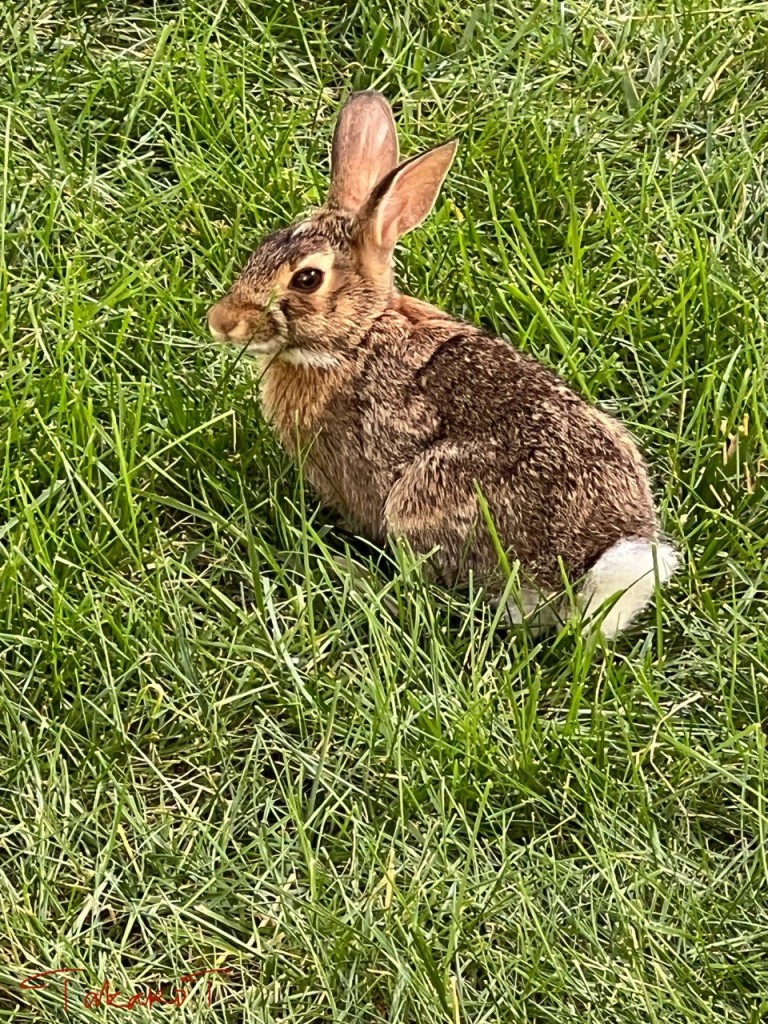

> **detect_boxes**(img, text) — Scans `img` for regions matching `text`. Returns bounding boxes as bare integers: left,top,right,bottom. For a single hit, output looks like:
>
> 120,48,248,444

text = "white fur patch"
580,538,679,638
279,348,341,369
244,341,281,356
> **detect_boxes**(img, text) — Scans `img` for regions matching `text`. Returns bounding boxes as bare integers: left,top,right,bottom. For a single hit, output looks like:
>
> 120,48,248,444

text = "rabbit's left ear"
328,91,399,213
362,140,458,254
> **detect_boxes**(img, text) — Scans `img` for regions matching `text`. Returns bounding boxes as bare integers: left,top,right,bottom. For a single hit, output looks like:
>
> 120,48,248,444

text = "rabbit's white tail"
579,538,679,638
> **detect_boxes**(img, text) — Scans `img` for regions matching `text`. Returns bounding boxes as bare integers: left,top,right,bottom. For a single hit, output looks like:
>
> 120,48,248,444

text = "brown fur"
207,92,661,598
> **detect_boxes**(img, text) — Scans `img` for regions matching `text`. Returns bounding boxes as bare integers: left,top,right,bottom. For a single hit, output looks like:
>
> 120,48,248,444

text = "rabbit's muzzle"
207,299,286,354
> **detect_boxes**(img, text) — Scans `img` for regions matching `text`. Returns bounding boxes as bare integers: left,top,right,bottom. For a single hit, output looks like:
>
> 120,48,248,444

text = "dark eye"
290,267,324,293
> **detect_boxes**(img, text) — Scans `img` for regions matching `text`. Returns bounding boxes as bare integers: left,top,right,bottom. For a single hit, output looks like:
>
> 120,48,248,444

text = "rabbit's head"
207,92,456,366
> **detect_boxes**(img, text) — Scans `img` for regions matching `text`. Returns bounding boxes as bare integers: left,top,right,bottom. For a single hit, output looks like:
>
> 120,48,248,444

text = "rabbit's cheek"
239,310,285,354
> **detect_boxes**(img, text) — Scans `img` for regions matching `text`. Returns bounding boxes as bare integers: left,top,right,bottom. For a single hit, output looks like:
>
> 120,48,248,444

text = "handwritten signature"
21,968,232,1011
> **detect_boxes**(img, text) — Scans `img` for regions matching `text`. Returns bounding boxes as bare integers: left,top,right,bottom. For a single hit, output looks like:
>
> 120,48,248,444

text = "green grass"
1,1,767,1021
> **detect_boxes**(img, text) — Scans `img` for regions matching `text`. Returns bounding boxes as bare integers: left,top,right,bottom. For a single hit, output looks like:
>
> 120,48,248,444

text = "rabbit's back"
399,319,656,585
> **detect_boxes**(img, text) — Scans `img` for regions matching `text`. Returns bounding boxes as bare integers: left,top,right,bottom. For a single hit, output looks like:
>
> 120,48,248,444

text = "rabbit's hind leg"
383,449,485,586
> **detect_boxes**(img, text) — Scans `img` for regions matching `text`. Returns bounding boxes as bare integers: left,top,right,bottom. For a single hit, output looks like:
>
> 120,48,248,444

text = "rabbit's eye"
290,267,324,293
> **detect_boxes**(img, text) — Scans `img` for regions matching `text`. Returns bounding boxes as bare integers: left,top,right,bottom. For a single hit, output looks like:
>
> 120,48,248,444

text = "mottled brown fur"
208,91,663,602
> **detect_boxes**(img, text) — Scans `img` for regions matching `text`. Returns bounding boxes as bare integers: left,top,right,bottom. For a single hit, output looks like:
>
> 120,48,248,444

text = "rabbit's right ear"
328,91,399,214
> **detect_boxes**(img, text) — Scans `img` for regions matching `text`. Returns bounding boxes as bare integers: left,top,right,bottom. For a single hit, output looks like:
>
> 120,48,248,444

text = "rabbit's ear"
328,92,399,213
363,140,458,254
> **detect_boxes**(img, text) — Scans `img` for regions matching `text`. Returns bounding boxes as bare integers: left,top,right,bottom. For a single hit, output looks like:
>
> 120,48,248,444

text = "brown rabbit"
207,91,678,637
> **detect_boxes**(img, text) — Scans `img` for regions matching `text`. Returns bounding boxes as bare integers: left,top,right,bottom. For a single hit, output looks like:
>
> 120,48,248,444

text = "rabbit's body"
262,298,656,593
208,91,677,636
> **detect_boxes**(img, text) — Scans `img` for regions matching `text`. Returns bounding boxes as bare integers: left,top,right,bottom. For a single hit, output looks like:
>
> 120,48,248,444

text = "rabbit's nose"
207,301,256,342
208,303,245,340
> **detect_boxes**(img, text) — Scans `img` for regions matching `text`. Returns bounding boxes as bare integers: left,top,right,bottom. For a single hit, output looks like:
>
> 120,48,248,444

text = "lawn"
1,1,767,1021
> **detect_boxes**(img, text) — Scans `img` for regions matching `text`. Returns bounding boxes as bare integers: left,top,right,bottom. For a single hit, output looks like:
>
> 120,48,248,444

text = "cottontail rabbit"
207,91,678,637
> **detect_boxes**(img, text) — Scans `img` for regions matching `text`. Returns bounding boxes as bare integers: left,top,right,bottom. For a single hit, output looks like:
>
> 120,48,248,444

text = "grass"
1,0,767,1021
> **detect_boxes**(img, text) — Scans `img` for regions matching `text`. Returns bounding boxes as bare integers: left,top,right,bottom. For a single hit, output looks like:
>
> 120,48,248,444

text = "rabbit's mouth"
207,302,287,355
242,308,289,354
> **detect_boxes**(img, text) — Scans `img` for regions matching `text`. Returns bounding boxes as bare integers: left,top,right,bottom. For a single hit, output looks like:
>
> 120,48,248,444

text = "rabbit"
207,91,678,637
